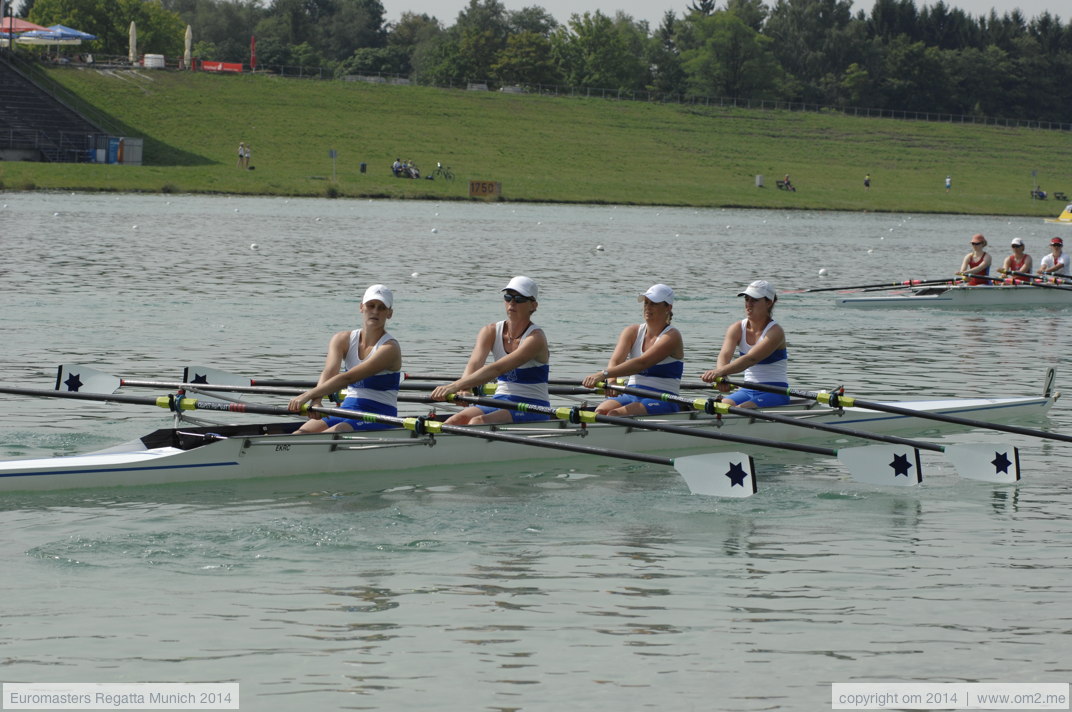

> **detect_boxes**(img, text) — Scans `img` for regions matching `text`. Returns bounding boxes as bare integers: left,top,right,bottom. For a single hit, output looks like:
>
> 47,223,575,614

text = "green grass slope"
1,67,1069,217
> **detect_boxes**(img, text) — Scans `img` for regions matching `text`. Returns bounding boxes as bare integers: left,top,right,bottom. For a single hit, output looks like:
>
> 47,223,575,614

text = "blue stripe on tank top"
353,372,402,391
639,361,684,379
498,364,549,385
742,348,787,366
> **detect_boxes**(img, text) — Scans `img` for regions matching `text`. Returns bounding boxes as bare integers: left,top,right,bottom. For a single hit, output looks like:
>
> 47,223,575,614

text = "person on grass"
581,284,684,416
700,280,789,409
287,284,401,433
431,276,551,425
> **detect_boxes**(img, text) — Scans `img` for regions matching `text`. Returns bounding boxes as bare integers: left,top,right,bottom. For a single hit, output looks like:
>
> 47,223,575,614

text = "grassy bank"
1,67,1069,216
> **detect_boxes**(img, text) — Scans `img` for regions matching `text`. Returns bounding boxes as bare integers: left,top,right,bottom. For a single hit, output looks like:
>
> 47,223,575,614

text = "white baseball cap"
638,284,674,304
738,280,776,301
1011,238,1024,247
502,275,538,299
362,284,393,308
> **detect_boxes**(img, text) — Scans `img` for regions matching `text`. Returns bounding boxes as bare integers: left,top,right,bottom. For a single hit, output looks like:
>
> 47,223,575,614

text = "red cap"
1051,237,1064,246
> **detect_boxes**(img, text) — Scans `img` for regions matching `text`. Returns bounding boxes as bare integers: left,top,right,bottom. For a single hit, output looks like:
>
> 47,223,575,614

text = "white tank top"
342,329,401,408
490,320,550,402
625,324,683,394
737,320,788,385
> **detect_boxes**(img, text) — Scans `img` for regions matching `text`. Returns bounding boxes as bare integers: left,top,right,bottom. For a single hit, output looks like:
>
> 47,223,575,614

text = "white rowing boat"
835,283,1072,308
0,391,1054,493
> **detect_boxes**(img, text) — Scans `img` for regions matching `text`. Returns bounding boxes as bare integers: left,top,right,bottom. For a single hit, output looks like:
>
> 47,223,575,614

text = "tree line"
17,0,1072,123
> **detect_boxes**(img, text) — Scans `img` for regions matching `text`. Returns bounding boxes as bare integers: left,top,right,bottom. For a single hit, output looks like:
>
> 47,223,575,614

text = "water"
1,194,1069,710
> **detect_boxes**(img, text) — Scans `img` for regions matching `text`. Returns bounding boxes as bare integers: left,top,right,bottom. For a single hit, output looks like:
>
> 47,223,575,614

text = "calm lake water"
1,193,1069,711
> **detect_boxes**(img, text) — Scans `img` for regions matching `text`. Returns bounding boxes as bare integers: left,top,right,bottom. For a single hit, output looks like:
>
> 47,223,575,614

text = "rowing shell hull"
0,395,1054,492
835,284,1072,308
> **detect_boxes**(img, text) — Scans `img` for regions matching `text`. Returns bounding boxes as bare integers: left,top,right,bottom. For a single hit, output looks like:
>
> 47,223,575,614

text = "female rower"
1038,237,1070,276
581,284,684,415
1001,238,1033,283
287,284,401,433
700,280,789,409
959,233,991,285
430,276,551,425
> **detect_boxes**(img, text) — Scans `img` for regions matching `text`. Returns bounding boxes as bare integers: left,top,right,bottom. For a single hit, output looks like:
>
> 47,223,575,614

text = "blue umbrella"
48,24,97,40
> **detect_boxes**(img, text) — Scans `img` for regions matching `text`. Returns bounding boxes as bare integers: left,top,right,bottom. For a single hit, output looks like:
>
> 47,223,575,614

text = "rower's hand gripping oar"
597,381,1019,484
448,393,928,490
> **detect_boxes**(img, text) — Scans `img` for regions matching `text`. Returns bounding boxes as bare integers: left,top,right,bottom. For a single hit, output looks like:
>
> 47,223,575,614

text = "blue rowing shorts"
601,393,681,415
321,396,397,431
472,394,552,423
724,386,790,408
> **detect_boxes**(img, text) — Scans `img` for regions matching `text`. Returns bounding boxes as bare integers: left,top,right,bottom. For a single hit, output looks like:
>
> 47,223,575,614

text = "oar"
790,278,951,294
1003,269,1072,287
1,384,754,498
961,273,1072,292
587,382,1019,483
446,393,928,489
708,378,1072,445
253,373,597,394
0,384,316,418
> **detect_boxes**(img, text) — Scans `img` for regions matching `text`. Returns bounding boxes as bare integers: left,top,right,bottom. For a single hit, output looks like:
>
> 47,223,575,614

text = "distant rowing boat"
0,393,1054,492
1044,203,1072,225
836,284,1072,308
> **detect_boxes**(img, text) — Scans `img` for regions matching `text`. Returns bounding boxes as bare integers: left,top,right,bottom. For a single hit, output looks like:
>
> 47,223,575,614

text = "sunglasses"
503,293,535,303
971,242,985,246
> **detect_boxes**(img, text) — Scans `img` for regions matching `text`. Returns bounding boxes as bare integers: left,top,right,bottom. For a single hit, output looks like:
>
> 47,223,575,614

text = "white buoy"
868,248,874,253
53,212,60,216
411,272,420,277
431,227,438,234
234,208,239,212
595,245,604,251
250,243,258,250
132,225,138,230
818,268,828,277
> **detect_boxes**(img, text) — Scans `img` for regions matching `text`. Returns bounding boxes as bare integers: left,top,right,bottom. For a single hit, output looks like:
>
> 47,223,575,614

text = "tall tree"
551,11,646,90
680,10,782,97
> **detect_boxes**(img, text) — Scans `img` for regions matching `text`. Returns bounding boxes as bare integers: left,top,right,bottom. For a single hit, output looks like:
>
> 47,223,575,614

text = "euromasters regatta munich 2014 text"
7,690,199,706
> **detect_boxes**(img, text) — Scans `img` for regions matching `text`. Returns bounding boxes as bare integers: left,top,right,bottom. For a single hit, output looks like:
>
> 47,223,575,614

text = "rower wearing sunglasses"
431,276,551,425
959,233,992,285
1001,238,1033,283
581,284,684,416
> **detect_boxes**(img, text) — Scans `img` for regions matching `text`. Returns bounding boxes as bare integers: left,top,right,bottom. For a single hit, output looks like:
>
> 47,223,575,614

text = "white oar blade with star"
941,443,1021,483
836,445,923,487
674,452,757,497
55,364,120,395
181,365,250,404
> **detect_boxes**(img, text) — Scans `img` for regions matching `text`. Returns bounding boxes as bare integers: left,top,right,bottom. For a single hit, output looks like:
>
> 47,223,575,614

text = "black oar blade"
836,445,923,487
674,453,757,497
942,444,1021,483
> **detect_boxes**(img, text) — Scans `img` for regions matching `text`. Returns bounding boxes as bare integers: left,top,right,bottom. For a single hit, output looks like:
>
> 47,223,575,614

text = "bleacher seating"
0,53,105,162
